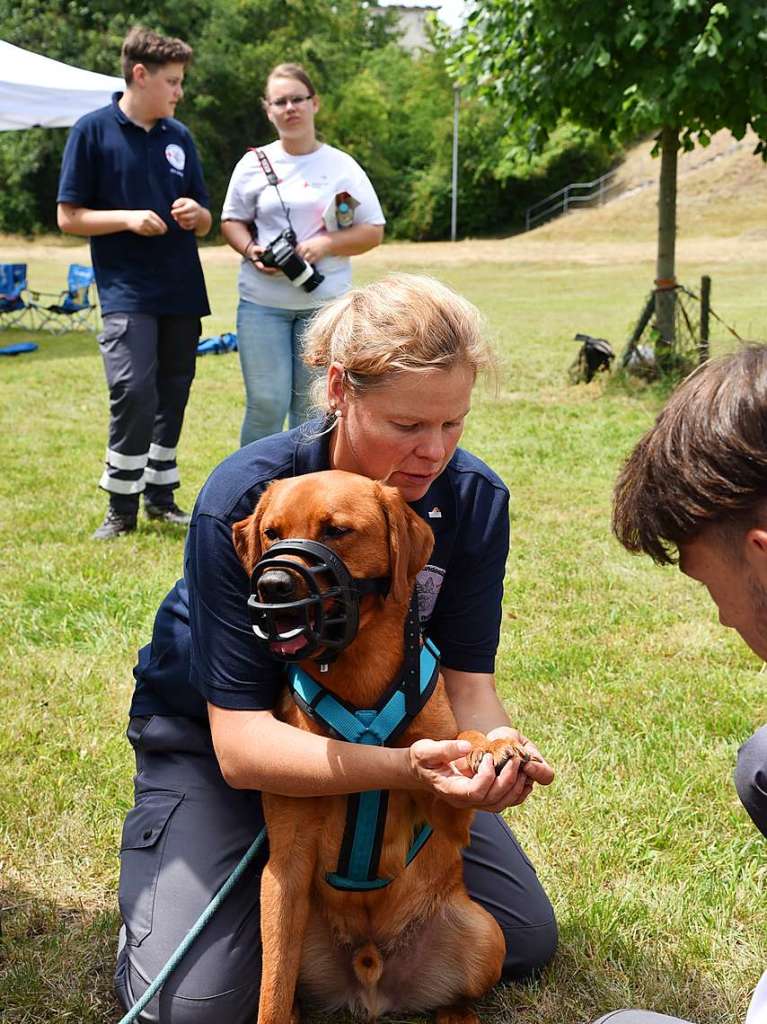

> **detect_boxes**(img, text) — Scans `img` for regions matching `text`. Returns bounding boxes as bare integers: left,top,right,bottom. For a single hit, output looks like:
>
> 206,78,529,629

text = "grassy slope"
2,167,767,1022
532,127,767,244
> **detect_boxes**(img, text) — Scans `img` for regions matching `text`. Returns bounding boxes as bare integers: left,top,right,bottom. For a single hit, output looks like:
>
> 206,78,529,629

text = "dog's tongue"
271,619,309,657
272,635,308,656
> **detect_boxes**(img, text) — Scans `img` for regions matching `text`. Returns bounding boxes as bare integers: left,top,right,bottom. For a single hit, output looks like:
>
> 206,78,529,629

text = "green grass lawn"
2,248,766,1023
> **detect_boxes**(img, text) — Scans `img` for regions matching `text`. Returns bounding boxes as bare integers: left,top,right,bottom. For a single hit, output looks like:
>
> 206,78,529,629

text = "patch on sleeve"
416,565,446,622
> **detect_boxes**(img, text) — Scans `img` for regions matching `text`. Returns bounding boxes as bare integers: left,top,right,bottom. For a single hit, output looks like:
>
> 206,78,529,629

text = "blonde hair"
304,273,494,412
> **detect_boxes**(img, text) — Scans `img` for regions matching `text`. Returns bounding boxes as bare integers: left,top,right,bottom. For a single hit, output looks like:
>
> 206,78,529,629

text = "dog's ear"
376,482,435,605
232,485,272,575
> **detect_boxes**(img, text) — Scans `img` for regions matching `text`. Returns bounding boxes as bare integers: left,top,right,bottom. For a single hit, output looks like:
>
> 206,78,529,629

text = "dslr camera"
259,229,324,293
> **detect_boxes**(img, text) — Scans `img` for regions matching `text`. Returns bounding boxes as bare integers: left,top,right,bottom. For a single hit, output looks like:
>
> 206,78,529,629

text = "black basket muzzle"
247,539,389,663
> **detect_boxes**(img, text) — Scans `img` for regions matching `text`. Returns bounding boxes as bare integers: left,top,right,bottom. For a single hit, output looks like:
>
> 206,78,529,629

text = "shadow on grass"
0,890,735,1024
310,919,743,1024
0,327,98,362
0,885,121,1023
524,914,737,1024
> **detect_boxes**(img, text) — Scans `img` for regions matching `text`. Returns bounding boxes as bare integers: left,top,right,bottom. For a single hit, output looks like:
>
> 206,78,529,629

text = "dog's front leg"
257,801,319,1024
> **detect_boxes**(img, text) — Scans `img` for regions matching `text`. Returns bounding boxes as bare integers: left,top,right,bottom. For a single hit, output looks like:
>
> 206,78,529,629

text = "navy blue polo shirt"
130,420,510,720
57,93,210,317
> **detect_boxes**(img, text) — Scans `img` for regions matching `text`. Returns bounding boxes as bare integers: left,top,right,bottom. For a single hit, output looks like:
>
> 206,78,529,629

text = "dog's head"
233,470,434,662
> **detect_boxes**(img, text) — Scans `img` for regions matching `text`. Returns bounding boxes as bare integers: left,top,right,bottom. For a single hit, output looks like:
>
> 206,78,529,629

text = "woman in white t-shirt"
221,63,385,445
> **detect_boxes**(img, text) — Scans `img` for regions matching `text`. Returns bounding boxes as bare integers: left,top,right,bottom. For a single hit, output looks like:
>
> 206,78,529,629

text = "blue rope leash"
117,826,267,1024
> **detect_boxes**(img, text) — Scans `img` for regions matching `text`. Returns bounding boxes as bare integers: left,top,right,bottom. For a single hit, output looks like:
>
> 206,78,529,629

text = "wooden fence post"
699,275,711,364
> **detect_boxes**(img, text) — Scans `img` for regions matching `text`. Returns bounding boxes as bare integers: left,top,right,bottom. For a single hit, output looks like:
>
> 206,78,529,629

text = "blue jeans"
236,299,316,446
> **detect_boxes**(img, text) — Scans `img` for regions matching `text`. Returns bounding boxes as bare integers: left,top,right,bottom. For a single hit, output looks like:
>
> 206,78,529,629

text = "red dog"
234,470,531,1024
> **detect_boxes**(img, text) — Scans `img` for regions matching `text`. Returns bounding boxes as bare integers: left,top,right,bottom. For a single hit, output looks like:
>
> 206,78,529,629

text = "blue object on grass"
197,331,237,355
0,341,38,356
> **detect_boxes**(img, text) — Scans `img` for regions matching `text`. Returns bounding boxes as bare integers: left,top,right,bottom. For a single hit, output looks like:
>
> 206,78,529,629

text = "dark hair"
613,344,767,565
264,63,316,100
121,27,193,84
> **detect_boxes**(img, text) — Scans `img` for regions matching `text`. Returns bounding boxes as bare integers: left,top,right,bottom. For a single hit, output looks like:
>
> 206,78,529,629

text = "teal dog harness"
286,595,440,891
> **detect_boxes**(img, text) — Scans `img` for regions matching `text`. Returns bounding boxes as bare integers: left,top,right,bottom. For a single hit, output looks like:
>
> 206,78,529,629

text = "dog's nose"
258,570,298,602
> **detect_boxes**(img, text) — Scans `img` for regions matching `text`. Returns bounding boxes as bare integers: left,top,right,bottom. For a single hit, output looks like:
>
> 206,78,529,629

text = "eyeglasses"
268,95,313,109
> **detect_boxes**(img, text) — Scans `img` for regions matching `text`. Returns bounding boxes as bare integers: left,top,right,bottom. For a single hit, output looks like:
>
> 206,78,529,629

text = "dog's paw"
466,739,513,777
462,735,541,777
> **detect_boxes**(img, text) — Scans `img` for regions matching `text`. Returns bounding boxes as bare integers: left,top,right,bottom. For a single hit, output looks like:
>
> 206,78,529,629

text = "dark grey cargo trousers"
97,313,201,513
734,723,767,840
114,715,558,1023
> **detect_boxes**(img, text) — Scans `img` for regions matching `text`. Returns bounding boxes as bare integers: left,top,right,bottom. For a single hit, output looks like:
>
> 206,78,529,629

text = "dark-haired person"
221,62,384,446
593,344,767,1024
57,27,211,540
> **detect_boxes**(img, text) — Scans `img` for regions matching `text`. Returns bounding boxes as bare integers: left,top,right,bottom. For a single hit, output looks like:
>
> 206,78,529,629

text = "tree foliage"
0,0,617,238
451,0,767,347
453,0,767,154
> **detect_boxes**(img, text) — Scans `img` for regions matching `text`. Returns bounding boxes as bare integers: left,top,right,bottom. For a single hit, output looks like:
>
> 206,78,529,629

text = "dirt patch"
355,236,765,267
2,234,760,269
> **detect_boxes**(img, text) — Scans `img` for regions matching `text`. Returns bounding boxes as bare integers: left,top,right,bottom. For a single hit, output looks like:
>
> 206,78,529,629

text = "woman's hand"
407,731,553,813
245,241,280,275
296,233,334,265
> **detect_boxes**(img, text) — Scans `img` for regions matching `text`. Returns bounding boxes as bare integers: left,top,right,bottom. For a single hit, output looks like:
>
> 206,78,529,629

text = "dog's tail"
352,942,384,988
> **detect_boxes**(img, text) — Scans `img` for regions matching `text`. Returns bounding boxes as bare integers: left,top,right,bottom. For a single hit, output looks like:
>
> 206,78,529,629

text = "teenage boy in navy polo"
57,26,212,540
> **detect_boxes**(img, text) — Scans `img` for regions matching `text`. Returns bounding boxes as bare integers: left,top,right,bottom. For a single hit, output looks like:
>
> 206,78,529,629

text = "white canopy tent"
0,40,123,131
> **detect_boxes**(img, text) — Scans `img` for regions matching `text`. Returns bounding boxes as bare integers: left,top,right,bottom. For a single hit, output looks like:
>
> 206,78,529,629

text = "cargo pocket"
98,315,132,389
119,788,184,947
98,313,129,348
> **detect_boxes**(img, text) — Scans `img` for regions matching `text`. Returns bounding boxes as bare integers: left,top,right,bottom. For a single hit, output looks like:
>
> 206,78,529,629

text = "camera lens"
263,232,325,292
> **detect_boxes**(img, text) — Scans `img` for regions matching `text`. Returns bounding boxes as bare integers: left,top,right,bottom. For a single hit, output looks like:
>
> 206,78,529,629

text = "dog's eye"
263,527,279,541
324,525,351,539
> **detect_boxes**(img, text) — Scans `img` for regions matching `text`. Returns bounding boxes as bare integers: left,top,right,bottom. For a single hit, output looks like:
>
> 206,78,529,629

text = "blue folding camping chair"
0,263,35,329
31,263,99,334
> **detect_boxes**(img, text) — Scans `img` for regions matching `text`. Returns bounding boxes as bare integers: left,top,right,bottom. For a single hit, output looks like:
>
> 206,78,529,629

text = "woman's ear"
232,488,271,575
377,483,434,605
327,362,346,414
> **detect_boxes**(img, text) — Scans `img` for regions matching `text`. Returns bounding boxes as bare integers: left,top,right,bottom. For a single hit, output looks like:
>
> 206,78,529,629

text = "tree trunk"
655,124,679,357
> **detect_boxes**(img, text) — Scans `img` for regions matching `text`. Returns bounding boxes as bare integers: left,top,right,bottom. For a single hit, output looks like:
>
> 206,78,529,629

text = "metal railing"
524,169,620,231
